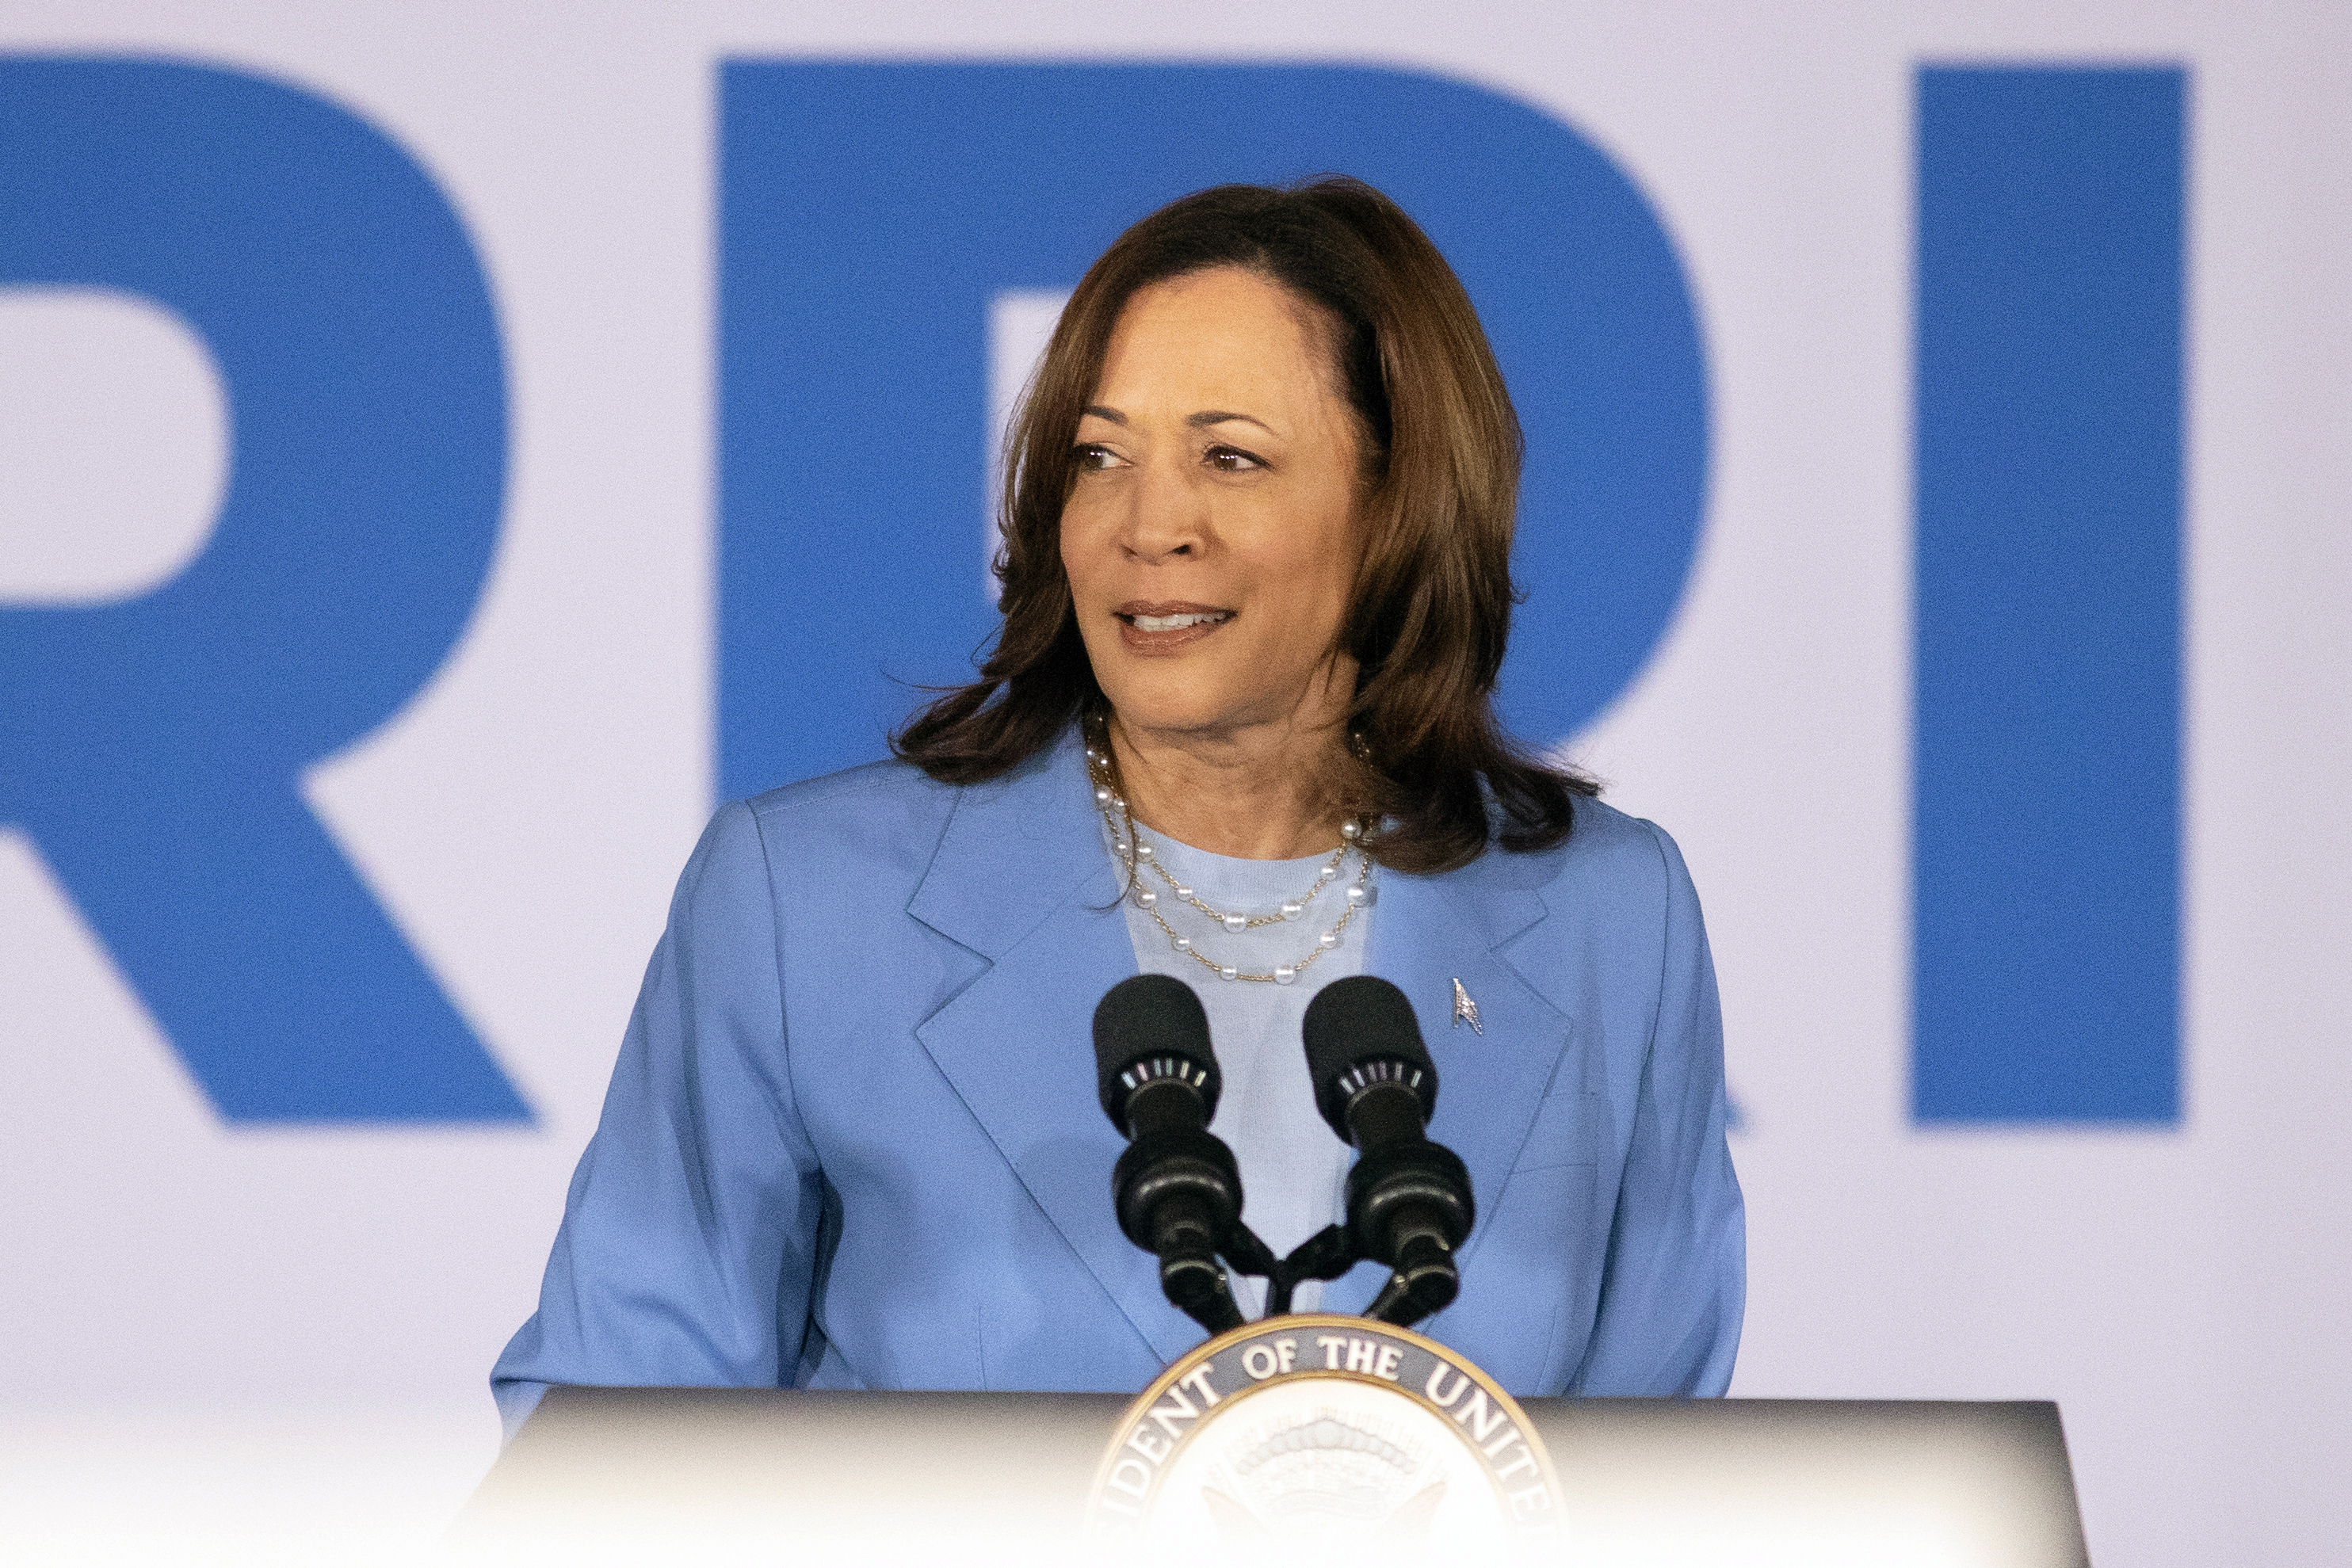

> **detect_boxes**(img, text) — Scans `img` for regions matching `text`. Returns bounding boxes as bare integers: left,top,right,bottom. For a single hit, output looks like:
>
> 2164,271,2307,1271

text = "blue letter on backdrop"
718,63,1708,796
0,60,526,1121
1913,67,2185,1123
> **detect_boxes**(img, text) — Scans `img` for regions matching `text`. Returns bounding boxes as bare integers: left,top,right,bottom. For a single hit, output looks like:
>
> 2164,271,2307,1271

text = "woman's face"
1061,266,1365,745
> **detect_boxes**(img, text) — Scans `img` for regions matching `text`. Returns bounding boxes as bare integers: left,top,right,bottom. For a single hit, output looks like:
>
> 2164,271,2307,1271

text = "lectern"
456,1384,2089,1566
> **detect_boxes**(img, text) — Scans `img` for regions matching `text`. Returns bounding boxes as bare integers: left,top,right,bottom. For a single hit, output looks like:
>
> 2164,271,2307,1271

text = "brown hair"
892,176,1594,872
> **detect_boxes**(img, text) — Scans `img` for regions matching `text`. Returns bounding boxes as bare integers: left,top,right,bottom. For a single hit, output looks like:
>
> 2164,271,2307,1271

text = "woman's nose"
1121,454,1208,563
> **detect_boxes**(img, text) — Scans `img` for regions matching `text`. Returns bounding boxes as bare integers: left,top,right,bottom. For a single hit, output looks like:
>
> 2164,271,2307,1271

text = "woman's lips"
1114,601,1233,655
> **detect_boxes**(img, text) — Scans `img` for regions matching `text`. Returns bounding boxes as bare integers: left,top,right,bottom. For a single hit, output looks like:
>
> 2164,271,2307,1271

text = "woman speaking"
494,177,1743,1435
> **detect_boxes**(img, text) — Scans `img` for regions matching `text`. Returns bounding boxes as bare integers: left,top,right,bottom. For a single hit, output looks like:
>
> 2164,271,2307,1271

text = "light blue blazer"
494,727,1743,1434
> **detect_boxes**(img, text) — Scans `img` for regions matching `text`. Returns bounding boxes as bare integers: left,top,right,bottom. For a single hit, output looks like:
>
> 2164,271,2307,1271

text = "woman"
494,177,1742,1437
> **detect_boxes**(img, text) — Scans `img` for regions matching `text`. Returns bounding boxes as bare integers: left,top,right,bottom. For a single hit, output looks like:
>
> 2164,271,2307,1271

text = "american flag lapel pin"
1451,978,1482,1034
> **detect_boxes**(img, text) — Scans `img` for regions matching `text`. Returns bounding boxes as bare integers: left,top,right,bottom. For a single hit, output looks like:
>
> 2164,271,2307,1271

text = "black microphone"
1302,975,1476,1326
1094,974,1246,1336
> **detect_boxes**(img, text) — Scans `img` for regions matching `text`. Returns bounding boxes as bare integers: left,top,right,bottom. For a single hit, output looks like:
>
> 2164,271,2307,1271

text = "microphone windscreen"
1094,973,1220,1130
1302,975,1438,1135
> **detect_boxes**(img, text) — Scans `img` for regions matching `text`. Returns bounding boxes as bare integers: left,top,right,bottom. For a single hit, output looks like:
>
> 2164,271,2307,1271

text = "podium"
456,1387,2090,1566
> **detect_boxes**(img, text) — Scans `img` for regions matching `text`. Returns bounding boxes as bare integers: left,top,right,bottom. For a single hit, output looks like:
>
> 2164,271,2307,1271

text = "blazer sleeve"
491,799,826,1440
1568,819,1746,1396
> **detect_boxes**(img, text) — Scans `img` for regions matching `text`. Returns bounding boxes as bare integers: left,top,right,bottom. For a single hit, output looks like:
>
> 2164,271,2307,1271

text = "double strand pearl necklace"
1084,732,1375,986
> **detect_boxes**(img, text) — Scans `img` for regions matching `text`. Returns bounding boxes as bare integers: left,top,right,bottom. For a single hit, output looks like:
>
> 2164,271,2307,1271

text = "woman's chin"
1105,697,1243,737
1099,649,1350,743
1101,683,1309,742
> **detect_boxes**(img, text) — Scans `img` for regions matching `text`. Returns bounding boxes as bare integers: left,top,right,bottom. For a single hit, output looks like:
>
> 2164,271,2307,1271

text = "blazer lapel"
906,731,1197,1364
1326,848,1568,1313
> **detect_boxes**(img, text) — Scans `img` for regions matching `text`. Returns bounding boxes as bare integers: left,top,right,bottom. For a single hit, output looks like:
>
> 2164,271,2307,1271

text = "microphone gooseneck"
1302,975,1476,1327
1094,975,1247,1336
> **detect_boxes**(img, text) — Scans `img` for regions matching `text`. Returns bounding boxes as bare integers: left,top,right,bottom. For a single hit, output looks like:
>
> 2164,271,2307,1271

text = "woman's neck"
1105,708,1354,860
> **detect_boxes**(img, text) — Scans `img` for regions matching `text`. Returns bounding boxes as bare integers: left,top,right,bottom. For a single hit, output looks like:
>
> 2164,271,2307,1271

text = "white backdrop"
3,3,2350,1563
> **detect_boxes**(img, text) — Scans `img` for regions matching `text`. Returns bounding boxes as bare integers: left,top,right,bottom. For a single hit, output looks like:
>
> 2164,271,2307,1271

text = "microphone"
1094,974,1246,1336
1301,975,1476,1326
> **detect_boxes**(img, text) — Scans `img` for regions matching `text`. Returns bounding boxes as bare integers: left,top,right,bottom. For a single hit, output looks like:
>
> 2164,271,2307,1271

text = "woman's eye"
1072,443,1125,471
1204,444,1265,473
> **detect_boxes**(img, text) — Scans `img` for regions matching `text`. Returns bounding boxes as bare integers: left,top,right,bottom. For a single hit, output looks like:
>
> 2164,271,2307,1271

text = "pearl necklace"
1083,734,1375,985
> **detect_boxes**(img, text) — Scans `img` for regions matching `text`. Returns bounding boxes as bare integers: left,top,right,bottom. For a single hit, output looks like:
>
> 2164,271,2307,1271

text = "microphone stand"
1260,1226,1359,1317
1202,1223,1403,1322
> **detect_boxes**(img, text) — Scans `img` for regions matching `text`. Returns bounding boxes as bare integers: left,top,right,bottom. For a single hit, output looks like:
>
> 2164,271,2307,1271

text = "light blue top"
493,726,1744,1439
1110,826,1370,1315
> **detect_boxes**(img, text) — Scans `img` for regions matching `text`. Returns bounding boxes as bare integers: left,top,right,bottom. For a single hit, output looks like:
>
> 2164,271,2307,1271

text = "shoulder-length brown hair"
893,175,1594,873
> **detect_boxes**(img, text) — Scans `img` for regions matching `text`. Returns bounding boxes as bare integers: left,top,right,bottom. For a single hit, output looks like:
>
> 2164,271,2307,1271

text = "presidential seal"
1087,1314,1563,1558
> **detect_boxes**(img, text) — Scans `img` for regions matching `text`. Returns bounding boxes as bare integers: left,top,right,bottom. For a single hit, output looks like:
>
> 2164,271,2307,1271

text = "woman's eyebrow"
1188,410,1277,435
1082,405,1126,425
